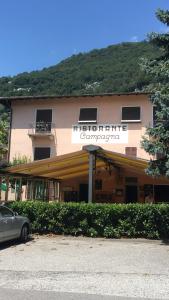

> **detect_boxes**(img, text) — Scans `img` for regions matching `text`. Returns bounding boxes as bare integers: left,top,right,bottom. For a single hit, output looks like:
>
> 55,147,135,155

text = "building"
8,93,151,161
0,92,169,203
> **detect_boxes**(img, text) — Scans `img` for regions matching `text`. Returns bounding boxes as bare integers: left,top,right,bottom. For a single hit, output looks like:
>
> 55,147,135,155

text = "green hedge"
8,201,169,239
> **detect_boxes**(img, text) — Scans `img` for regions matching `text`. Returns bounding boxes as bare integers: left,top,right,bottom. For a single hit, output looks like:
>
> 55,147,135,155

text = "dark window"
36,109,52,123
95,179,102,190
79,108,97,123
154,185,169,203
34,147,51,161
144,184,153,195
122,107,140,121
125,147,137,157
36,109,52,132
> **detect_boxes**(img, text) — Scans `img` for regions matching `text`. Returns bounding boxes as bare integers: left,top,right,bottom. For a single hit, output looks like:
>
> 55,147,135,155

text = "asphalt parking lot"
0,235,169,299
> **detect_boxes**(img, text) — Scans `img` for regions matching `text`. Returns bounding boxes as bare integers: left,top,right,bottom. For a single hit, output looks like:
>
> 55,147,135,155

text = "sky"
0,0,169,77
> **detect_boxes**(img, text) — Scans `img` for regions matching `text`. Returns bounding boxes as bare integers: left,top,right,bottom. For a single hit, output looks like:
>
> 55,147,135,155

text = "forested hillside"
0,41,160,97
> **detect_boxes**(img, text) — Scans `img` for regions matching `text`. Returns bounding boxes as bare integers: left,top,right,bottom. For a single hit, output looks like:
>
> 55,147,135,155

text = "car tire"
20,224,29,242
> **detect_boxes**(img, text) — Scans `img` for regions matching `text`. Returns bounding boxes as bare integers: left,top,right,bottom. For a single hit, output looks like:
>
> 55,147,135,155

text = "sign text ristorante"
72,124,128,144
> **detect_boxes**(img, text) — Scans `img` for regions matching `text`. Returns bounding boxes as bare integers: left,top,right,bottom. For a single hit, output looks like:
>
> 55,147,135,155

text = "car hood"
16,215,30,223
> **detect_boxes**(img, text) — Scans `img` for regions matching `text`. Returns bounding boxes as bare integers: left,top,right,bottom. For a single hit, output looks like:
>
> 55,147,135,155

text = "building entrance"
125,177,138,203
79,184,88,203
154,185,169,202
125,185,138,203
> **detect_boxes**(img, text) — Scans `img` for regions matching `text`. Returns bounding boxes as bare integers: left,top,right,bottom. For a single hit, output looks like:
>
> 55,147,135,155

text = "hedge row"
8,201,169,239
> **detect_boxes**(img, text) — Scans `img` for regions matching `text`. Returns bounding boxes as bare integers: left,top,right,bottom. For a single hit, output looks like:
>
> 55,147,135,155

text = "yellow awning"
5,147,150,180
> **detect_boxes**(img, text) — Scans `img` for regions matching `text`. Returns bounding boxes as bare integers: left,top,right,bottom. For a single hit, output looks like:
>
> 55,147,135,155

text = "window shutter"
122,107,140,121
79,108,97,123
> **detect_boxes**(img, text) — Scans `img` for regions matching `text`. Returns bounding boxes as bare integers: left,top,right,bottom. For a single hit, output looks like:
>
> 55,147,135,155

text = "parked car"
0,205,30,243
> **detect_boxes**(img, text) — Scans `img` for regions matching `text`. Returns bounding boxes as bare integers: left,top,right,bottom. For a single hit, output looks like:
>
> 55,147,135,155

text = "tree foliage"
10,154,31,166
141,9,169,177
0,41,161,162
0,42,160,97
0,105,10,161
0,111,9,146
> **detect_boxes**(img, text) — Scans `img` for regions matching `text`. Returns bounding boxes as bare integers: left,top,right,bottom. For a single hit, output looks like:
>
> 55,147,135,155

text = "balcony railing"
28,122,55,137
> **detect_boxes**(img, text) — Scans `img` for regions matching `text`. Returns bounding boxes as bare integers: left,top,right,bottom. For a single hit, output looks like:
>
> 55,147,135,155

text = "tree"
141,9,169,177
0,109,9,160
0,114,8,144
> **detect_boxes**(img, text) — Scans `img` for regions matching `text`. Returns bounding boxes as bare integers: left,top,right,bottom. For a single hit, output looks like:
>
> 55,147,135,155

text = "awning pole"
83,145,102,204
88,152,95,203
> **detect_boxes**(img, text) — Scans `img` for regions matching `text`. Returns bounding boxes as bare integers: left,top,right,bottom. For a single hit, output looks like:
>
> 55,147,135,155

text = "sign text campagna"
72,124,128,144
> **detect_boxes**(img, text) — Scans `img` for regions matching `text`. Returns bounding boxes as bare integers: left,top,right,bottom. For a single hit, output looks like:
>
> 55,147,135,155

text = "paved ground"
0,235,169,299
0,289,162,300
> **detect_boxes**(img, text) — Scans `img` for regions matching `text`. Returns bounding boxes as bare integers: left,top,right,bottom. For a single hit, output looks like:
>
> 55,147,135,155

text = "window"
0,207,14,218
36,109,52,133
34,147,51,161
79,108,97,123
122,107,140,122
154,185,169,202
125,147,137,157
95,179,102,190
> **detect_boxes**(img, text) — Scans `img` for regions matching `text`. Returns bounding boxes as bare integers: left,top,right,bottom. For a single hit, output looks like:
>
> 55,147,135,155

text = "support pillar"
83,145,102,204
88,152,95,203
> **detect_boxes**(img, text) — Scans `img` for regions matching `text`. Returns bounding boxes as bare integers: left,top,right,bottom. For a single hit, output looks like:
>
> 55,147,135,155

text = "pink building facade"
9,93,152,161
2,93,169,203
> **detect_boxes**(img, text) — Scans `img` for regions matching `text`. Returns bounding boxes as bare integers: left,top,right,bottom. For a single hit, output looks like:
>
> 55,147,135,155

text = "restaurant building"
0,92,169,203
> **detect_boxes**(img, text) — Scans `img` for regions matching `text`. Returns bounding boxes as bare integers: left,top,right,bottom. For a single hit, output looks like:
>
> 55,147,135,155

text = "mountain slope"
0,41,160,97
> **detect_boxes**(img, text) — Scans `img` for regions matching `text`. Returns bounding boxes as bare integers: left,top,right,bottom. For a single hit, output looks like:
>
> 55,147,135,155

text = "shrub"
8,201,169,239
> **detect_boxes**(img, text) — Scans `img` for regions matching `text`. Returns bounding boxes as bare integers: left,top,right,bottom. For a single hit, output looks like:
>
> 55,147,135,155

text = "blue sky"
0,0,169,77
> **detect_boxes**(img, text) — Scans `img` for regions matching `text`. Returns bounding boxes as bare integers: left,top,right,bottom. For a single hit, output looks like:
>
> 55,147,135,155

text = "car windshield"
0,206,14,217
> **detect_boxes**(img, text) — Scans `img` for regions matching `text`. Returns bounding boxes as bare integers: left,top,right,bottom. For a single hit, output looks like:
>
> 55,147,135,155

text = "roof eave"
0,92,151,102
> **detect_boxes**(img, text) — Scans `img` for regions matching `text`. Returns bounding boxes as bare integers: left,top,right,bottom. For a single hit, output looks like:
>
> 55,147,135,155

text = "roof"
3,147,151,180
0,92,150,103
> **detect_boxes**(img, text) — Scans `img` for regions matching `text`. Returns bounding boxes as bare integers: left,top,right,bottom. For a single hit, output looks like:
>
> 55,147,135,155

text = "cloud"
130,36,139,42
